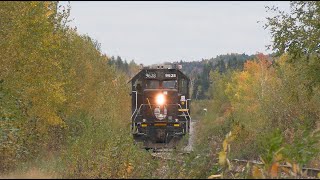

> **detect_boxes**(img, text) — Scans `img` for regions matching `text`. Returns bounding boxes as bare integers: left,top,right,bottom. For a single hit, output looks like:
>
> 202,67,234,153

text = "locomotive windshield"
162,80,176,89
145,80,177,89
145,80,160,89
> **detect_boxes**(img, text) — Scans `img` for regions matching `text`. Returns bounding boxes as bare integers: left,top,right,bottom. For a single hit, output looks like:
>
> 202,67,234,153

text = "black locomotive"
129,64,191,149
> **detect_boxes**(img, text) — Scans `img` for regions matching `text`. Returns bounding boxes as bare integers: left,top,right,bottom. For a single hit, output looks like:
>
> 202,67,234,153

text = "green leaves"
265,1,320,56
283,129,320,166
259,129,284,168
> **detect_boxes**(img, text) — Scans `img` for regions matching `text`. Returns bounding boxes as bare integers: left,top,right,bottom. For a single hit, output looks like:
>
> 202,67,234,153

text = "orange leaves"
244,60,260,74
244,53,272,76
270,162,279,178
291,163,301,176
251,162,280,179
252,165,264,179
237,71,250,83
124,162,134,177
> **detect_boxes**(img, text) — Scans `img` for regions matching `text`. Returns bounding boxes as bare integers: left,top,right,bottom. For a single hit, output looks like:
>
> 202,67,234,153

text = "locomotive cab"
129,64,191,149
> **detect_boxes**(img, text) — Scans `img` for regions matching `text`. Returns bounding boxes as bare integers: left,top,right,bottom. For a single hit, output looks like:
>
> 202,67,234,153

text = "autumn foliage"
0,2,154,178
198,51,320,178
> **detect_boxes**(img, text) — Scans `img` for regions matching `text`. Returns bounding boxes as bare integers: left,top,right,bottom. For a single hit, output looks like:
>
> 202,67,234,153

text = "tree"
265,1,320,57
265,1,320,91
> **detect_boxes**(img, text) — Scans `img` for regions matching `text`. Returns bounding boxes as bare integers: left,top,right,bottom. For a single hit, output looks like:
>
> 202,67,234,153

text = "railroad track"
150,148,191,162
150,119,196,160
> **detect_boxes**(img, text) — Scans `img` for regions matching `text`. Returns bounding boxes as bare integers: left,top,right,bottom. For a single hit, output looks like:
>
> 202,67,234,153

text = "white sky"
60,1,291,65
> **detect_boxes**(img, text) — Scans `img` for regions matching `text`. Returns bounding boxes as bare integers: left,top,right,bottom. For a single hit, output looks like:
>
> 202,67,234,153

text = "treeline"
107,56,140,78
172,53,256,100
0,2,155,178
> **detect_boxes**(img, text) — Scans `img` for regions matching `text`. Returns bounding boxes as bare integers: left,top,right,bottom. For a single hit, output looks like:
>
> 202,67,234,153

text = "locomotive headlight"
156,94,165,105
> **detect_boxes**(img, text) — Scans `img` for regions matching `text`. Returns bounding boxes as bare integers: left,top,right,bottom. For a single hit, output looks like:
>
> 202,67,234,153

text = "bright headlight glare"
156,94,165,105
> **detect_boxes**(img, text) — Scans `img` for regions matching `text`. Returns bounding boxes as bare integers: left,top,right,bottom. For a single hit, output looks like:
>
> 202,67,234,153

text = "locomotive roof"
128,67,189,84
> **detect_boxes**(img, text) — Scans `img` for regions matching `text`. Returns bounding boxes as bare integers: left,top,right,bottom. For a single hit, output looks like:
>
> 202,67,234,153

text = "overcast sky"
60,1,291,65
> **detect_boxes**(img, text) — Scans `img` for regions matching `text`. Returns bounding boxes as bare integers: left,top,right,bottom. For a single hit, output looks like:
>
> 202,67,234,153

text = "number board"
144,71,177,79
145,71,157,79
164,73,176,78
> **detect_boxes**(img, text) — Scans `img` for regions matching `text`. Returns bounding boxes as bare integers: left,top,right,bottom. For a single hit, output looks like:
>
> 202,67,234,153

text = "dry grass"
0,168,58,179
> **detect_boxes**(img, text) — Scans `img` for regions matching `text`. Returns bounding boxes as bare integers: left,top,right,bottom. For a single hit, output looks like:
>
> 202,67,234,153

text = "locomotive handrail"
177,104,192,134
132,104,144,122
132,103,191,121
130,91,138,119
131,104,144,133
186,99,191,111
177,104,190,121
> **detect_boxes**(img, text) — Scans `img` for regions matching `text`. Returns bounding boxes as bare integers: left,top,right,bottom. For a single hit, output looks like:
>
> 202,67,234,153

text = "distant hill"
171,53,256,99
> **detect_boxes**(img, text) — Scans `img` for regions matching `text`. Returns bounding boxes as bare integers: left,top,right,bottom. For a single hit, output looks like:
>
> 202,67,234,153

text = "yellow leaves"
44,2,55,17
281,166,290,175
238,71,250,83
225,71,252,103
274,153,283,162
222,139,228,152
292,163,300,175
218,130,239,169
277,53,289,67
244,60,260,73
222,131,234,153
30,104,65,127
112,78,118,86
43,1,50,9
317,172,320,179
252,165,264,179
0,1,112,175
50,82,67,103
7,133,16,142
218,151,227,167
45,11,53,18
22,78,67,128
119,162,134,178
31,1,38,7
46,112,64,126
1,2,140,177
